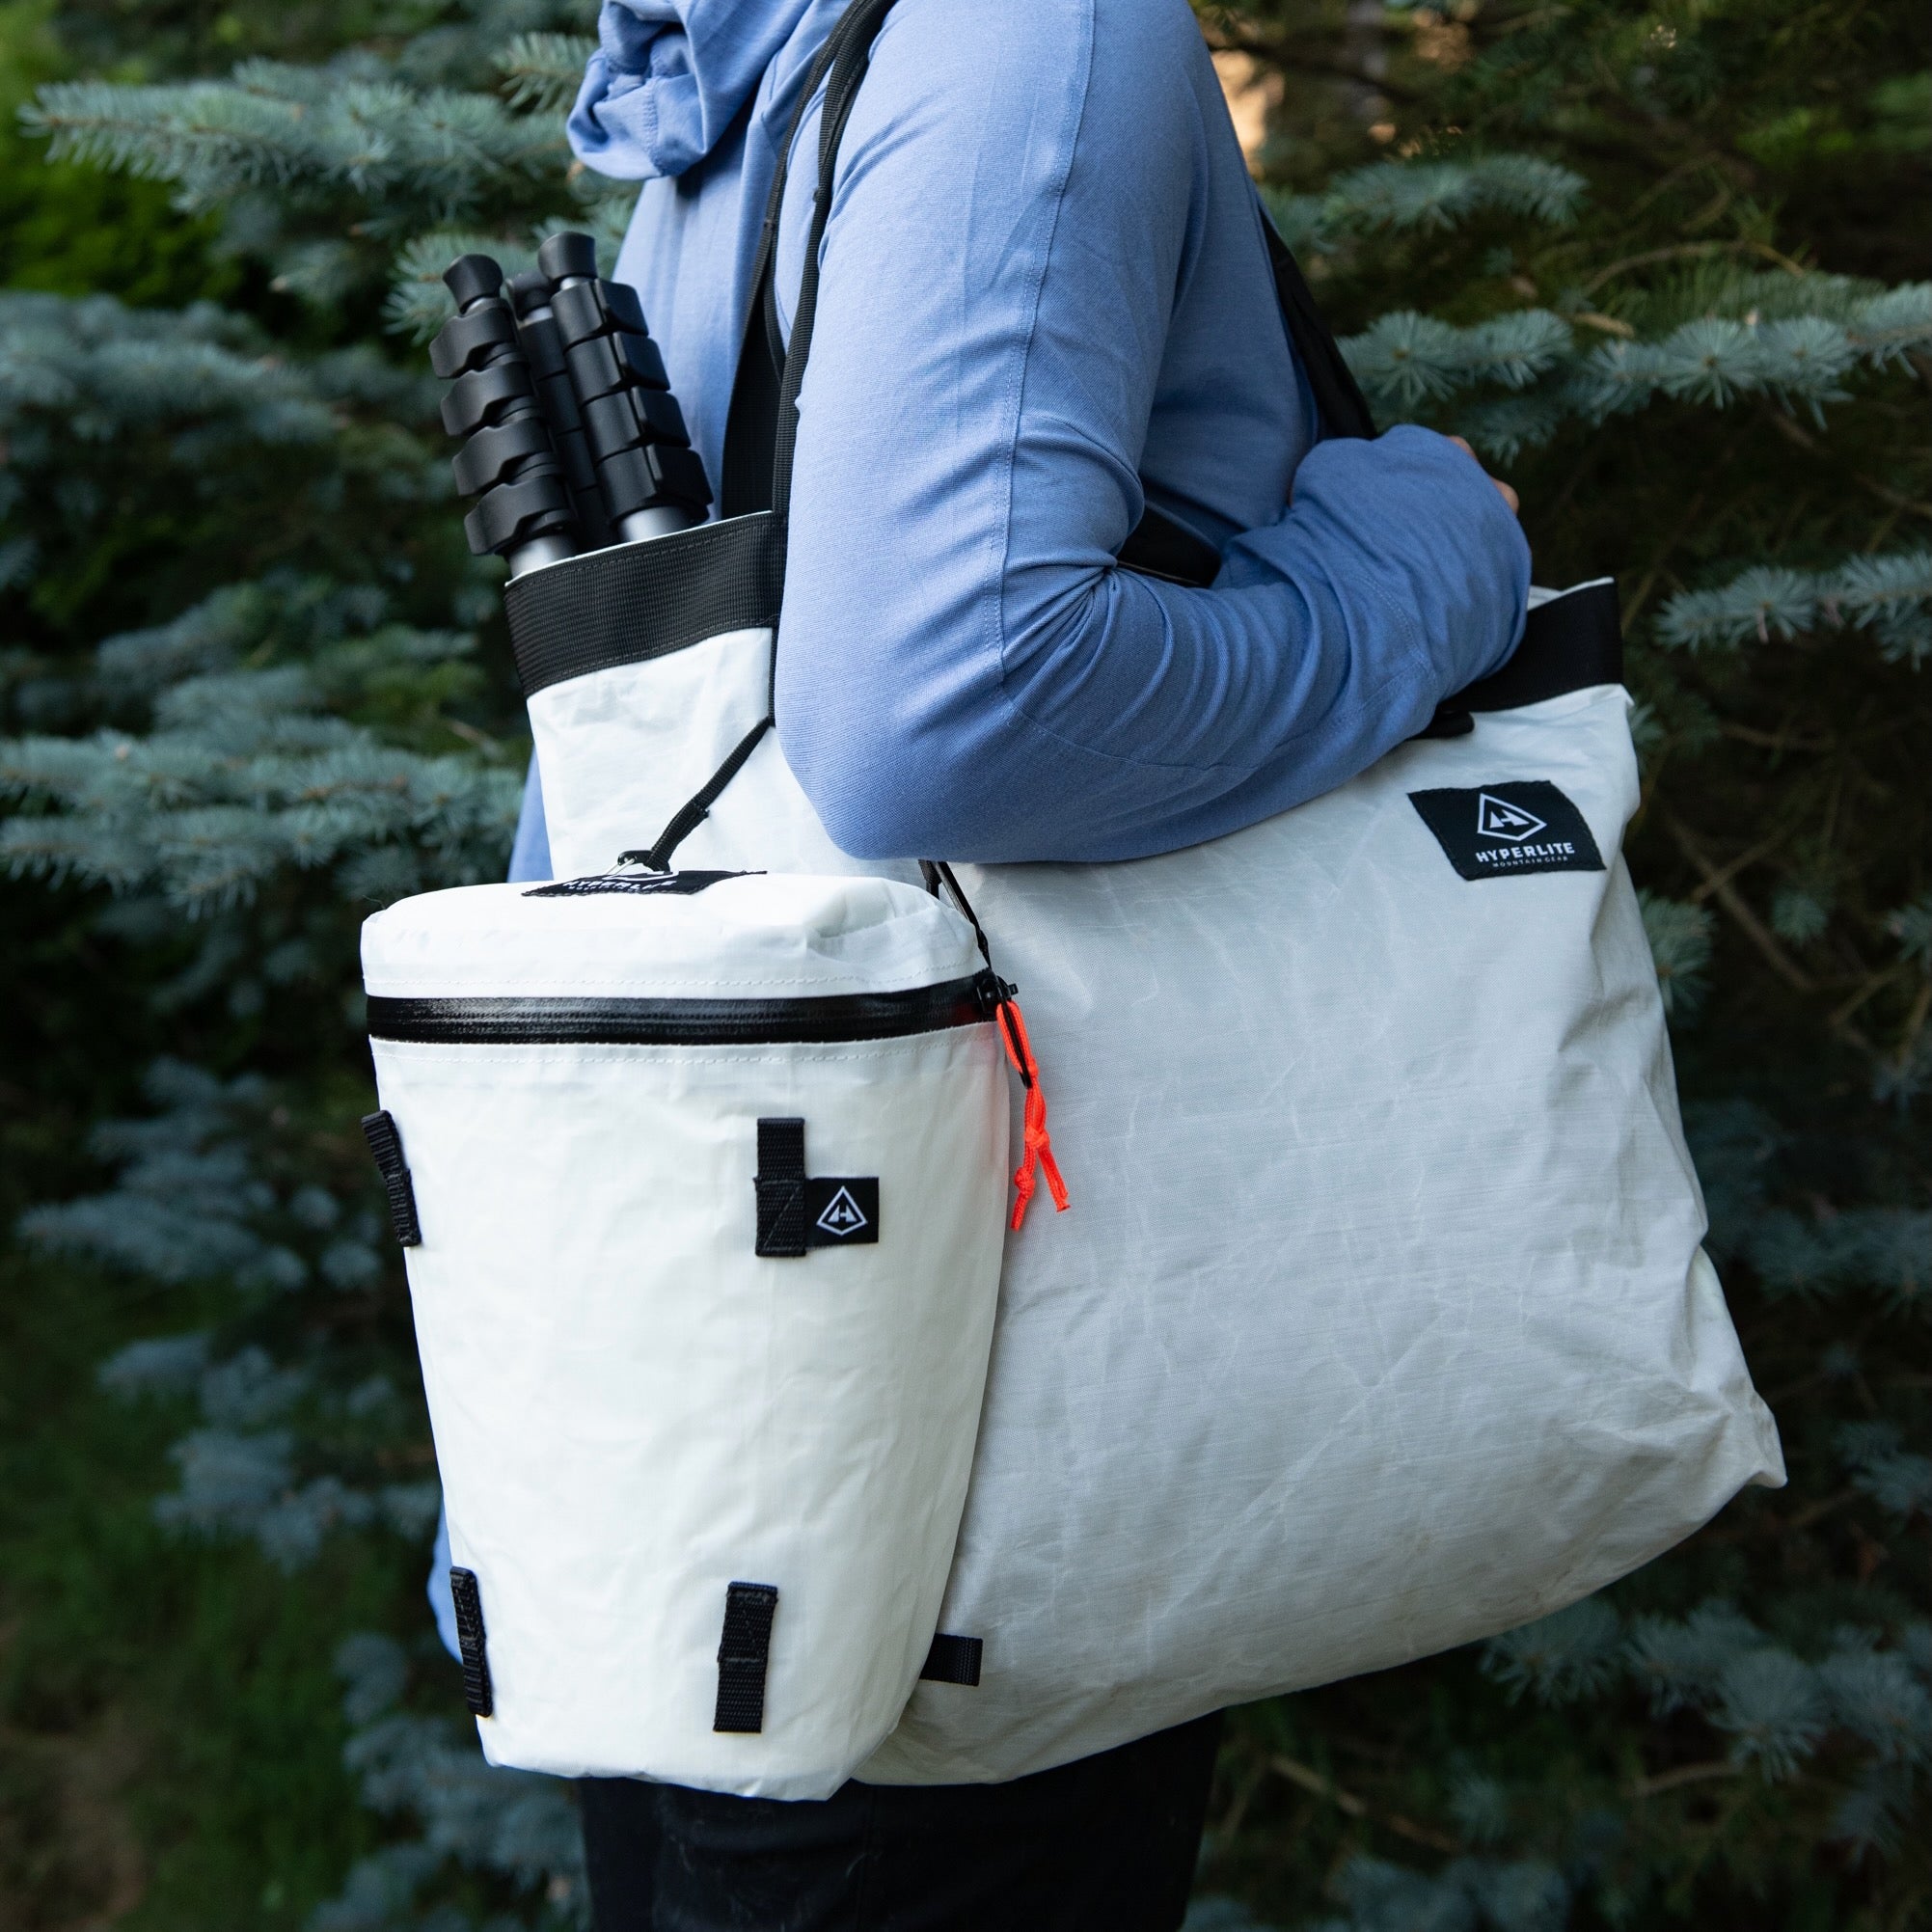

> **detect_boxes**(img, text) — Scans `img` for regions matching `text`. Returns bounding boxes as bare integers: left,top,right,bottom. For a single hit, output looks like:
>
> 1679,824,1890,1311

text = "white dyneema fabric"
507,587,1782,1787
364,876,1010,1798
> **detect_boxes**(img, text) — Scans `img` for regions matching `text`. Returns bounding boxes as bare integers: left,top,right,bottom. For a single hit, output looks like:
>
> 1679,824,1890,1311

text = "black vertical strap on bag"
643,0,894,868
1262,223,1375,443
714,1581,780,1732
721,5,865,517
449,1566,494,1717
361,1109,422,1247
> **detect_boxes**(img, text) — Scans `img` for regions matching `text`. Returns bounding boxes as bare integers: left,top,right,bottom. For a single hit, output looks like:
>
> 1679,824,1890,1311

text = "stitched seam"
978,6,1276,785
983,0,1096,750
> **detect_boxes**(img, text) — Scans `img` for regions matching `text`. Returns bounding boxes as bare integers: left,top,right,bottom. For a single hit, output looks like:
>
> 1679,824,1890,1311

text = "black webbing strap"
645,2,882,861
754,1116,809,1257
1262,218,1376,443
714,1581,780,1732
634,714,773,873
721,4,861,519
769,0,901,531
360,1110,422,1248
1465,580,1621,710
721,276,782,519
919,1632,983,1686
449,1566,494,1717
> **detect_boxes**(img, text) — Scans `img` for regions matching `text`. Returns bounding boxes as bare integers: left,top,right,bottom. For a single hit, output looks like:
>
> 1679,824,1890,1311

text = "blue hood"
568,0,822,179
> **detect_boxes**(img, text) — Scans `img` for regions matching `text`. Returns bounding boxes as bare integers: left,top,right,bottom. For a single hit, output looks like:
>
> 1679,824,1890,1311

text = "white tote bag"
476,0,1782,1786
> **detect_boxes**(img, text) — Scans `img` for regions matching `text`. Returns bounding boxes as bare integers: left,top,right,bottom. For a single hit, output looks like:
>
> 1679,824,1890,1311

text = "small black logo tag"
806,1178,878,1243
1408,779,1606,882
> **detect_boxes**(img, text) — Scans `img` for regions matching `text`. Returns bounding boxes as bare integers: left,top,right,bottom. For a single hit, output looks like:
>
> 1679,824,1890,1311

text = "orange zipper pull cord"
994,991,1069,1231
919,860,1069,1232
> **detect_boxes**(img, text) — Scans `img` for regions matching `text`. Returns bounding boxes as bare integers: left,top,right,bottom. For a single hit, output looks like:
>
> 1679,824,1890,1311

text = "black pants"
580,1712,1223,1932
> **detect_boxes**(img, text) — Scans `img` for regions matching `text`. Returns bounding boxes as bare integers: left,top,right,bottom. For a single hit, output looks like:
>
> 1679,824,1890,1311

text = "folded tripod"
432,232,712,577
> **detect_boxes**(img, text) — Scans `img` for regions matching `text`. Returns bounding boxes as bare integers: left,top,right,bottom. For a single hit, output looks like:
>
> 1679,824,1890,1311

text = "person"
452,0,1528,1922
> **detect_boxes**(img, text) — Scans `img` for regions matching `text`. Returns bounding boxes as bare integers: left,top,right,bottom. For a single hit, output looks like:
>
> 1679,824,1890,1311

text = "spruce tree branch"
1829,965,1907,1030
1211,1755,1273,1845
1758,411,1932,526
1619,152,1726,225
1589,94,1764,192
1893,978,1932,1071
1662,811,1817,994
1267,1755,1460,1853
1627,1759,1742,1799
1782,1484,1862,1533
1580,239,1806,295
1719,721,1833,752
1685,827,1786,906
1700,1483,1861,1542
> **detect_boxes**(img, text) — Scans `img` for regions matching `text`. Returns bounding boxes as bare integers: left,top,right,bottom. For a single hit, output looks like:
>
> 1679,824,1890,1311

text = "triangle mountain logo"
1476,792,1548,843
814,1185,870,1238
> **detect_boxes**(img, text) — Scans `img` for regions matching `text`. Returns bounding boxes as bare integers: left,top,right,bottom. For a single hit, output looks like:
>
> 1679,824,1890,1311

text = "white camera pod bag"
360,871,1010,1797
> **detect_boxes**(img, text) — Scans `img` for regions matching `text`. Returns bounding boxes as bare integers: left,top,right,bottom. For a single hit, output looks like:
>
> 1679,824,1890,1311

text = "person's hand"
1447,436,1519,516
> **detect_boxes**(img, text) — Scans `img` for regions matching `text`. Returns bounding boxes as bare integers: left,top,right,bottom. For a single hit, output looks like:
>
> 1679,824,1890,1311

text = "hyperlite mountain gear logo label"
1408,780,1606,881
799,1176,879,1246
814,1184,870,1238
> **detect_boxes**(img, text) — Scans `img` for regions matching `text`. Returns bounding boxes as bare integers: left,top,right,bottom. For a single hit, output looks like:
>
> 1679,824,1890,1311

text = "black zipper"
367,970,1000,1047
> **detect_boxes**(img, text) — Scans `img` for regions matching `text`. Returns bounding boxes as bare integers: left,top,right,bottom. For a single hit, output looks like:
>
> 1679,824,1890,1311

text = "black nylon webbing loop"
449,1566,494,1717
919,1632,984,1687
714,1581,780,1732
360,1110,422,1248
754,1116,809,1257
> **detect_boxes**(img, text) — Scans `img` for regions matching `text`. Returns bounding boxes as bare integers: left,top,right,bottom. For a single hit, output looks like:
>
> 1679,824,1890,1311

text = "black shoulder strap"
721,0,898,517
639,0,896,870
769,0,901,528
1262,217,1375,443
720,0,1372,545
720,10,862,518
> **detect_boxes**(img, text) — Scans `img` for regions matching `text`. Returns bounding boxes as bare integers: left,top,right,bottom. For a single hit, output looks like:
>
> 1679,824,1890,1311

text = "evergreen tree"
2,0,1926,1924
1188,3,1932,1924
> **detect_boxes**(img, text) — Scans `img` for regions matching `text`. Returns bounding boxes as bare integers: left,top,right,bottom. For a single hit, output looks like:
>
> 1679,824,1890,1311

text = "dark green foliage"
1,0,1927,1924
1187,3,1932,1925
0,3,588,1920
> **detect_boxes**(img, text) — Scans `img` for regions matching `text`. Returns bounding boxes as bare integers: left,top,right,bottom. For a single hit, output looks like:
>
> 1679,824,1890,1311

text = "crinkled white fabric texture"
364,877,1010,1797
520,612,1783,1785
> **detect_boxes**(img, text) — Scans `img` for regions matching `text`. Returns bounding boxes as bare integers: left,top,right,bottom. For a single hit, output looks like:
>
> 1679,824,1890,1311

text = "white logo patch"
815,1186,870,1238
1477,792,1549,843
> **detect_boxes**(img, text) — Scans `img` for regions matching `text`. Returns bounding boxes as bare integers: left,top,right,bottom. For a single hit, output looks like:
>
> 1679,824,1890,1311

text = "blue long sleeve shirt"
535,0,1528,866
